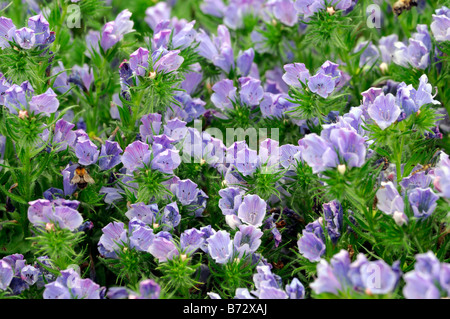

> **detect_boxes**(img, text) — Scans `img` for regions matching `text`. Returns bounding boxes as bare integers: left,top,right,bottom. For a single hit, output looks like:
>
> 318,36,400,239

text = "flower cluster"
0,0,448,301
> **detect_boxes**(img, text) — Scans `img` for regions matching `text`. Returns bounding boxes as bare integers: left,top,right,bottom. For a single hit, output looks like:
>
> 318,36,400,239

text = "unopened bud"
180,254,188,261
327,7,336,15
45,223,55,231
221,180,227,187
149,71,156,79
152,223,159,229
380,62,388,74
393,211,408,226
200,158,206,165
338,164,346,175
365,288,373,296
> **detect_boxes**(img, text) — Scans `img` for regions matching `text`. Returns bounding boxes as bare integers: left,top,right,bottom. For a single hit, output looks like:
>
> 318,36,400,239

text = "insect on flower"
393,0,418,16
71,166,95,190
410,149,442,176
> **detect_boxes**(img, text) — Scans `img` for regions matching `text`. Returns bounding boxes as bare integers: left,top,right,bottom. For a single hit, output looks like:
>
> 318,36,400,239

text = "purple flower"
403,271,441,299
294,0,323,18
358,259,401,295
27,199,83,231
99,141,122,171
298,133,338,173
0,17,16,49
43,188,64,201
211,79,237,110
297,230,325,262
164,118,187,142
139,113,162,143
376,181,405,216
328,128,367,168
212,42,234,73
317,60,342,86
4,84,28,114
29,88,59,116
237,48,255,76
219,187,244,216
379,35,398,64
285,278,305,299
234,225,263,257
207,230,233,264
75,139,99,166
180,228,205,255
125,202,158,225
172,20,197,50
145,2,171,31
200,0,226,17
85,30,101,58
181,64,203,95
259,285,288,299
414,251,441,281
407,187,439,219
237,194,267,228
171,179,200,206
431,14,450,42
235,147,260,176
98,222,128,259
62,164,78,196
101,9,134,51
307,72,335,98
367,93,401,130
354,41,379,68
322,200,343,244
393,39,430,70
52,206,84,231
239,77,264,106
310,250,351,295
44,268,102,299
70,64,94,92
129,221,155,252
137,279,161,299
121,141,152,172
14,27,36,49
159,202,179,231
271,0,298,27
415,74,441,109
148,237,179,262
280,144,301,169
434,152,450,198
0,260,13,290
151,148,181,174
259,138,280,167
52,61,70,94
20,265,39,285
252,265,283,295
129,47,149,77
152,48,184,73
28,14,50,45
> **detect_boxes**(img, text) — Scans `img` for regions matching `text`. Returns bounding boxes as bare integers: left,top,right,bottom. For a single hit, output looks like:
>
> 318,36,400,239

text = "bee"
348,244,355,259
275,219,287,229
272,261,284,270
374,157,390,171
393,0,418,16
410,149,441,176
71,166,95,190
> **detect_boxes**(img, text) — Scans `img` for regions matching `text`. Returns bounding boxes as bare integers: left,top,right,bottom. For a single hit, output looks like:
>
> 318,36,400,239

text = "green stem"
395,136,405,190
